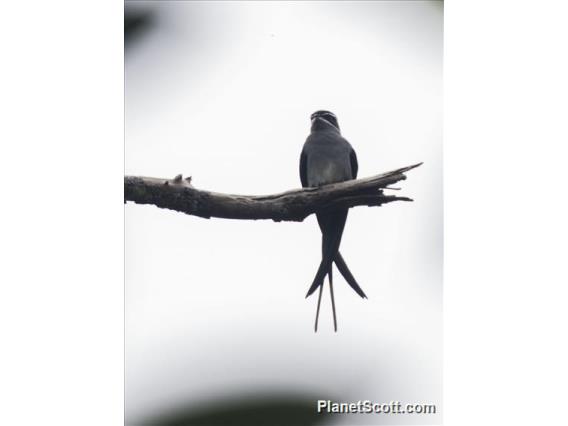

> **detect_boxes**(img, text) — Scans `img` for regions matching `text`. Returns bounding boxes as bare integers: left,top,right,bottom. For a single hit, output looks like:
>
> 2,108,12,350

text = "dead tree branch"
124,163,422,222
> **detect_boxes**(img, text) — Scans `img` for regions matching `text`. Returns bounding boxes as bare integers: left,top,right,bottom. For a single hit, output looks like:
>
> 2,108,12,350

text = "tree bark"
124,163,422,222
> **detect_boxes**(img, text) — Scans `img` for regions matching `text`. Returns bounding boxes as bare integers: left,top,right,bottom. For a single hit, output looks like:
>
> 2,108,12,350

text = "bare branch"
124,163,422,222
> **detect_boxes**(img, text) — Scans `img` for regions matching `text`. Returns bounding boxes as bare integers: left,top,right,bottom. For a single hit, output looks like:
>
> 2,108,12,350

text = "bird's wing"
349,148,358,179
299,149,308,188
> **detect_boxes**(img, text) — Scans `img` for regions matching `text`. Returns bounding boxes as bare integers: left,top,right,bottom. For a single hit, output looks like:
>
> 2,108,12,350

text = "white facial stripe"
311,112,337,120
315,116,338,129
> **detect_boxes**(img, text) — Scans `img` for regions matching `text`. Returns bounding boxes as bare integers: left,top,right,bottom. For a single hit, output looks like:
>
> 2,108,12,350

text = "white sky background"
125,1,442,424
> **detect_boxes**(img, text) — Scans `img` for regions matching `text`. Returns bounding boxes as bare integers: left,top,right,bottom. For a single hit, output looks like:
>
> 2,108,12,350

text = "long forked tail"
335,252,367,299
314,268,338,332
314,281,324,332
328,267,337,332
306,211,347,298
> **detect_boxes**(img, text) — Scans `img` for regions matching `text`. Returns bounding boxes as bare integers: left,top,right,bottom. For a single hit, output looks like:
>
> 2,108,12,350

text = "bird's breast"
307,155,351,187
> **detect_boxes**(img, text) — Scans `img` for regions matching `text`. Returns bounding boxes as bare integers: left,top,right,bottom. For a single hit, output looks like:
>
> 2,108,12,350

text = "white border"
0,1,123,425
1,1,568,425
445,0,568,424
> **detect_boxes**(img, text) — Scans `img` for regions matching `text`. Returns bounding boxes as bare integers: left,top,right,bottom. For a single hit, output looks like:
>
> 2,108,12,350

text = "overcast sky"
125,1,442,424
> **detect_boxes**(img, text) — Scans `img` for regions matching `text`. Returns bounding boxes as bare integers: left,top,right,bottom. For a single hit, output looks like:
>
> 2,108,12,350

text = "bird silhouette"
299,111,367,332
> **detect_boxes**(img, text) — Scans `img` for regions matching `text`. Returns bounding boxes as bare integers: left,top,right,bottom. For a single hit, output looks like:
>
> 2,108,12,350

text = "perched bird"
299,110,367,332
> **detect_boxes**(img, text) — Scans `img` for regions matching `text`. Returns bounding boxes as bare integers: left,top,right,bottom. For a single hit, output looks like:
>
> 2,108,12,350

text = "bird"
299,110,367,332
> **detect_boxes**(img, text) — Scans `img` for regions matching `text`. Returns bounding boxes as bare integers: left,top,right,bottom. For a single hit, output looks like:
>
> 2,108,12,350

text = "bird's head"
310,110,340,132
